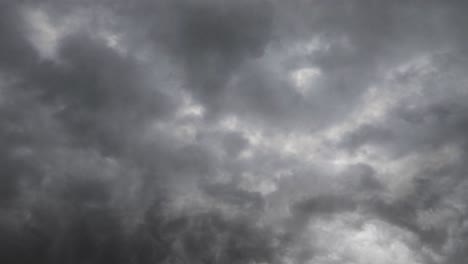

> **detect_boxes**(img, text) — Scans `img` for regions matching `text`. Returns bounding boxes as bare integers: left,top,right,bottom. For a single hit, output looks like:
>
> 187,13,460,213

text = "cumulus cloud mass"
2,0,468,263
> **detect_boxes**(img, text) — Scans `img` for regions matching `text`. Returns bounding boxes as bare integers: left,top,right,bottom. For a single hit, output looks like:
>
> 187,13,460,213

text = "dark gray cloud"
2,0,468,263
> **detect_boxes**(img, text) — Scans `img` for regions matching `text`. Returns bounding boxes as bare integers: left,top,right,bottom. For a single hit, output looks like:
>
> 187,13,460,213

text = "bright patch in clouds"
290,67,321,95
308,216,423,264
24,8,60,60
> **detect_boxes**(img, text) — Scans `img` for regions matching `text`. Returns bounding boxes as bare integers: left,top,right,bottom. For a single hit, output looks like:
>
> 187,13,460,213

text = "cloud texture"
2,0,468,263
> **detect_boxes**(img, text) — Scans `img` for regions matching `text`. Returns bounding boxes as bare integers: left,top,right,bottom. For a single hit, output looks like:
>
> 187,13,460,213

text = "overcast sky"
1,0,468,263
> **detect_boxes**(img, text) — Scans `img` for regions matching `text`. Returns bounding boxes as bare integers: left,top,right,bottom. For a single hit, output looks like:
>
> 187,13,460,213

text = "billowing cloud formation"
2,0,468,263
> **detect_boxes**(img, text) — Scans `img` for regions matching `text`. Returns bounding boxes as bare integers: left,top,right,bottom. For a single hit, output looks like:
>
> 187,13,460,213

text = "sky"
1,0,468,263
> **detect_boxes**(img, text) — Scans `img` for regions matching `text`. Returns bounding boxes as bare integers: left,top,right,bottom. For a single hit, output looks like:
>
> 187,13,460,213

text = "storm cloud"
2,0,468,263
